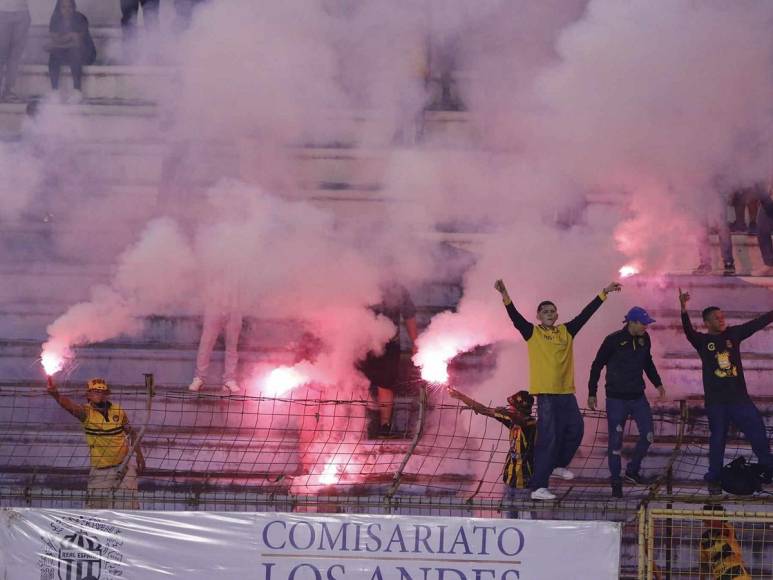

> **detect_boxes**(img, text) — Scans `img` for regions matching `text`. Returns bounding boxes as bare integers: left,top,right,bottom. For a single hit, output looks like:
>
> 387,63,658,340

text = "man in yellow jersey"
495,278,622,500
47,376,145,508
699,505,751,580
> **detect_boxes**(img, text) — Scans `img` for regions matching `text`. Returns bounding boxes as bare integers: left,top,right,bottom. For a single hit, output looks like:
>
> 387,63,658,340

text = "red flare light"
415,342,459,385
619,264,639,278
419,356,450,384
263,366,309,397
41,351,65,376
319,458,342,486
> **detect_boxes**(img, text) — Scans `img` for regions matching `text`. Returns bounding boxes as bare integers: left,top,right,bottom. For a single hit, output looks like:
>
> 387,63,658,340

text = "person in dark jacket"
46,0,96,103
358,282,418,437
588,306,666,497
679,288,773,494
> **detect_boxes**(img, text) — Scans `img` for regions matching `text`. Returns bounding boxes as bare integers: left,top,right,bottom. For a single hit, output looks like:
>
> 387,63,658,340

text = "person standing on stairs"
359,281,418,437
188,270,245,395
753,184,773,276
0,0,30,102
588,306,666,498
679,288,773,495
495,277,622,501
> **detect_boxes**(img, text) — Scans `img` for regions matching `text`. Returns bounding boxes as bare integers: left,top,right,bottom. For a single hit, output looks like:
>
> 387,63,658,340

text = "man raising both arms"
679,288,773,494
496,278,622,500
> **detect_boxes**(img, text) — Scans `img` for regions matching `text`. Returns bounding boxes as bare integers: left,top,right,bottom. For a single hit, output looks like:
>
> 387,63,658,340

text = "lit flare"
319,459,341,486
41,350,66,376
415,342,460,385
263,366,309,397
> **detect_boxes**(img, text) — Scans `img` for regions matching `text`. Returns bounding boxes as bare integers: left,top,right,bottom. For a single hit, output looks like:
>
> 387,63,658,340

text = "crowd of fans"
42,274,772,508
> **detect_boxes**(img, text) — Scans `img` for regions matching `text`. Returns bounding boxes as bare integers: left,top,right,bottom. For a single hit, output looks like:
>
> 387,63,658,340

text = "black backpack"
720,457,767,495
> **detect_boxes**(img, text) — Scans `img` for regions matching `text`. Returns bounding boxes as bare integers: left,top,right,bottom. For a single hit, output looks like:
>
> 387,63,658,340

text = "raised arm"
733,310,773,342
565,282,621,337
494,279,533,340
400,287,419,353
447,386,498,419
405,317,418,354
46,377,86,421
587,335,615,409
678,288,700,349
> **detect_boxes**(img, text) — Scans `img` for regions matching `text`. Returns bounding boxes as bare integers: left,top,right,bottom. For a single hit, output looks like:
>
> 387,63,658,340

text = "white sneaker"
530,488,556,501
188,377,204,392
224,380,240,394
551,467,575,480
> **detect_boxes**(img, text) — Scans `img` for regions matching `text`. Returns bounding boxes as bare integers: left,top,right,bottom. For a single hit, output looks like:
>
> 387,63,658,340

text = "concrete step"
5,138,383,192
2,99,474,145
17,64,176,101
294,147,389,191
625,273,773,316
0,99,158,140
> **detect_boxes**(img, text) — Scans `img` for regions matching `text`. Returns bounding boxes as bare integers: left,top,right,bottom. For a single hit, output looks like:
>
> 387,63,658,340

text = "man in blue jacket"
588,307,666,497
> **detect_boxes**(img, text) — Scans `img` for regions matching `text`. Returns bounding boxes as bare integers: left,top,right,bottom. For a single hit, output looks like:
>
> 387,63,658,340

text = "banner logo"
39,515,125,580
58,530,102,580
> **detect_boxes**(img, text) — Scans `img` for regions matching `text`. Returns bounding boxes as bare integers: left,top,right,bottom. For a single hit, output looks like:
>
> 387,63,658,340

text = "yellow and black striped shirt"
82,402,129,469
494,408,536,489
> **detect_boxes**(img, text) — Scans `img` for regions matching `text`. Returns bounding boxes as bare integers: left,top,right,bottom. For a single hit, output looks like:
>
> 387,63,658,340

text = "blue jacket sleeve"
588,334,614,397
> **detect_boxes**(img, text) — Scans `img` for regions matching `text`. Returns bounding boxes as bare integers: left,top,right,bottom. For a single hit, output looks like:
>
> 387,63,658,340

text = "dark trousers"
49,48,83,90
757,198,773,267
606,395,653,482
705,401,773,482
531,393,584,489
730,190,760,228
121,0,160,30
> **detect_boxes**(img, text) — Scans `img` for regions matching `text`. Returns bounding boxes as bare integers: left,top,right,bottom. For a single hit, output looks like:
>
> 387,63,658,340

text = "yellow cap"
86,378,109,392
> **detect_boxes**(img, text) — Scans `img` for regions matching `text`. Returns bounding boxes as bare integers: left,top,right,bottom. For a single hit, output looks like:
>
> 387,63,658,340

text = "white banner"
0,509,621,580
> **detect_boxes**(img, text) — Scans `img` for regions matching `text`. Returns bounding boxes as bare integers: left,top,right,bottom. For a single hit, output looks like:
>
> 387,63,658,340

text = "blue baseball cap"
624,306,655,325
